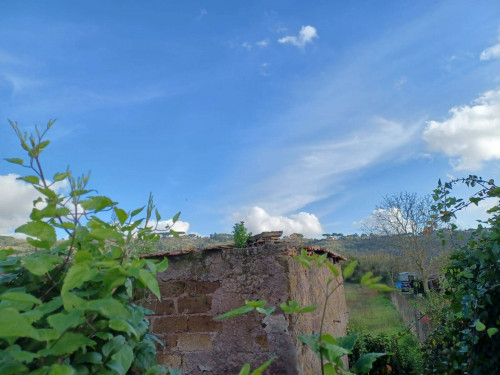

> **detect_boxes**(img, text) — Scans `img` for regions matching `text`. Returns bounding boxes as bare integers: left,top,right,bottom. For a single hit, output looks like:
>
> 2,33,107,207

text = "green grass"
345,282,406,335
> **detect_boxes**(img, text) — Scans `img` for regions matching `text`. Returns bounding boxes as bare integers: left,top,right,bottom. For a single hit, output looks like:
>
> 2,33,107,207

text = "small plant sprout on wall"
0,121,181,374
217,249,393,375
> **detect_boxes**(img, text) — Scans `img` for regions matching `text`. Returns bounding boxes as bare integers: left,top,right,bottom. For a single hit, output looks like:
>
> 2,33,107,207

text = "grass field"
344,282,406,335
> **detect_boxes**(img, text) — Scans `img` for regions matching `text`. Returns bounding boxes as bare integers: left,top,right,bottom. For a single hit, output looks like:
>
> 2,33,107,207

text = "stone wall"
141,242,348,374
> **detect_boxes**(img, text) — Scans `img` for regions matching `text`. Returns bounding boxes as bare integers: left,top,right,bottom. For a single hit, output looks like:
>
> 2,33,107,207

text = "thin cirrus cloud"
278,25,318,48
480,33,500,60
423,88,500,170
242,206,323,237
248,118,419,216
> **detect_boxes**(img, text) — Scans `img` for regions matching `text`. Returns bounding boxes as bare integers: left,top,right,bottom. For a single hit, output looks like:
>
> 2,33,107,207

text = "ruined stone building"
140,232,349,375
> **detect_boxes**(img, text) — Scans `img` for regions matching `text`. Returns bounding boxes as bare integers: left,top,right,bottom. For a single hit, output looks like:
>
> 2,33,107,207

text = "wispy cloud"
423,88,500,170
240,118,418,215
196,9,208,21
256,39,269,48
480,32,500,60
2,73,44,95
278,25,318,48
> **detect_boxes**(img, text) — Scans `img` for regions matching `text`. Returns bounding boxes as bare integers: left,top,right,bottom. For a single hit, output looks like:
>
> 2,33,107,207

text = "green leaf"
367,283,394,292
351,353,386,373
475,320,486,332
87,297,130,320
102,335,126,357
293,255,312,269
335,333,358,351
47,310,83,334
133,340,156,370
296,305,317,313
5,157,24,165
109,319,139,339
0,292,41,305
156,257,169,272
327,262,340,277
172,211,181,223
89,227,123,241
155,209,161,222
75,352,103,365
0,249,14,261
323,363,336,375
41,332,95,356
48,364,75,375
61,292,87,312
238,364,251,375
256,307,275,315
107,345,133,375
245,300,266,308
138,269,161,300
24,255,59,276
18,176,40,184
62,264,98,293
342,260,358,279
0,307,37,338
215,305,254,320
31,328,59,341
487,327,498,337
114,208,128,225
52,172,68,182
16,221,56,248
80,196,116,212
360,272,373,285
130,206,145,217
316,253,328,267
251,356,277,374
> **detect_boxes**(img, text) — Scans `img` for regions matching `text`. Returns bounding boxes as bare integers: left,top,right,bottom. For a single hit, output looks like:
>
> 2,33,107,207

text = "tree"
367,192,438,294
232,221,251,248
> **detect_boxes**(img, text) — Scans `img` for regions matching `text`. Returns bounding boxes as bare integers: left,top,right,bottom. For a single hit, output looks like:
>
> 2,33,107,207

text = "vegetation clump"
422,176,500,374
0,121,177,374
232,221,251,248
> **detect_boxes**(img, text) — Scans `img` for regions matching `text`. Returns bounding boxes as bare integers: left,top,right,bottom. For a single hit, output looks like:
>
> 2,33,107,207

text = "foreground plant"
422,176,500,374
218,249,392,374
0,121,180,374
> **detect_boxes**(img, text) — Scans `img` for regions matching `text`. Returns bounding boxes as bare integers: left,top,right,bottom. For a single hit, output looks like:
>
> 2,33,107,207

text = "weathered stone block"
177,333,213,351
160,281,185,297
178,296,212,314
185,280,220,295
157,353,182,368
153,316,187,333
187,315,223,333
156,299,175,315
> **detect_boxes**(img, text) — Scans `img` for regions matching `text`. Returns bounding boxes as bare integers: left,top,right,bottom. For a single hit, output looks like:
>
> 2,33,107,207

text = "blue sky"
1,1,500,237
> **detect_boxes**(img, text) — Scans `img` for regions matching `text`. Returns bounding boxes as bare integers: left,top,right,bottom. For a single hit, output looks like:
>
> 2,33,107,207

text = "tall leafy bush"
0,121,179,374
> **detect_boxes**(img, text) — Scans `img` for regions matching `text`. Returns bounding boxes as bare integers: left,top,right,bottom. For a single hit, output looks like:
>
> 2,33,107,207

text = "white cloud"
148,219,190,234
480,33,500,60
241,206,323,237
423,89,500,170
2,73,44,95
249,118,418,214
256,39,269,48
0,174,40,237
278,25,318,48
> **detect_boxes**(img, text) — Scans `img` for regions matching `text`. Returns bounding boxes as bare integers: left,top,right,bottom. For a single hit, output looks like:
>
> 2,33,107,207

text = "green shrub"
422,176,500,374
349,332,423,374
232,221,251,248
0,121,179,374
